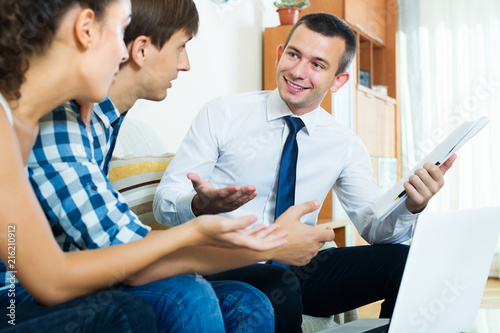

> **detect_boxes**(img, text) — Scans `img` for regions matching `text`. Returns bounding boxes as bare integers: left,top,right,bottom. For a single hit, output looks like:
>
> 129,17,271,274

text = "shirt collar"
93,96,121,127
266,89,320,136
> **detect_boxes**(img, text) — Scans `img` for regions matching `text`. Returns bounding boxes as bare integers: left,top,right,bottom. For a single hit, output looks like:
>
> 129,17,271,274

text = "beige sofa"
108,152,358,332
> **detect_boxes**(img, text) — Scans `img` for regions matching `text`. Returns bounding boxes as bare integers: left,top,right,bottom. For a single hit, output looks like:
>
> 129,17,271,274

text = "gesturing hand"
188,172,257,216
191,214,288,252
269,201,335,266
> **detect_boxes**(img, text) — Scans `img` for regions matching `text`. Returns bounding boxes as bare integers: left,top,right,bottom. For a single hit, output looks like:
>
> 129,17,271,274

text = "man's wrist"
175,192,198,221
191,195,203,217
406,201,427,214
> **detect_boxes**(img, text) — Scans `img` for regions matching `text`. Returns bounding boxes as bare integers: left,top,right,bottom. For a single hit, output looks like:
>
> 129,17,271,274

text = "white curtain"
398,0,500,277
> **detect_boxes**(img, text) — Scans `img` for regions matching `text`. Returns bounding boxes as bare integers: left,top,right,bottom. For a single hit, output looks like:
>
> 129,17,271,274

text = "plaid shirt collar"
93,97,121,127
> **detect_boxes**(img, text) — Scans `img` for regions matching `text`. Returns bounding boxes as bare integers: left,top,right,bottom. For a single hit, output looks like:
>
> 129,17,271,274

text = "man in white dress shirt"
153,13,455,333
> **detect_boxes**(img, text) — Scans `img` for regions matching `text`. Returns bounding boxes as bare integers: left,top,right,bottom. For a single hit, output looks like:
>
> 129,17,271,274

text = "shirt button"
91,184,98,191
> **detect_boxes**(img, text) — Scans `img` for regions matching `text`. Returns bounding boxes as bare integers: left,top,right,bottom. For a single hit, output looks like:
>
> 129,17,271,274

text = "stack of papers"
373,116,490,220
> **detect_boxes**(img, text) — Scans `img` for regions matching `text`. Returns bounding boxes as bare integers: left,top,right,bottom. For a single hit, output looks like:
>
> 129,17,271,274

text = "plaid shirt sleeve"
27,101,150,252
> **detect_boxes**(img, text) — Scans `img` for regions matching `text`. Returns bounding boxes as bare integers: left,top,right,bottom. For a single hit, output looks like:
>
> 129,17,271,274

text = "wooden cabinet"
263,0,400,246
356,88,396,158
381,101,396,157
356,90,381,156
345,0,386,44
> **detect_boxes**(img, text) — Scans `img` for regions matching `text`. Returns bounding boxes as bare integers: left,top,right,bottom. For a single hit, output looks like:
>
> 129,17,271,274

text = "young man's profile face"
275,24,347,115
142,29,192,102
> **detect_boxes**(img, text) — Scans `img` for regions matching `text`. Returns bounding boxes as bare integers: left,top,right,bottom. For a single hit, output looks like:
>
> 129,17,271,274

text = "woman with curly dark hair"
0,0,286,331
0,1,161,331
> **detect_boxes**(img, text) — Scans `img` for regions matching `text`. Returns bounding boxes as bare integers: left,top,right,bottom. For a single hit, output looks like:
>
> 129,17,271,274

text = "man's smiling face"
275,24,347,115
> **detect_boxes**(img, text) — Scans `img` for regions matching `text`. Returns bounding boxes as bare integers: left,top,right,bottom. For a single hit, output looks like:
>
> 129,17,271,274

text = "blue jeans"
0,287,157,332
122,274,275,333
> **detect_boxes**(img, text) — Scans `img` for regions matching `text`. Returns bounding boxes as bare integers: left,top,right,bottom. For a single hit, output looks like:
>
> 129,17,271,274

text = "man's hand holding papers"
373,117,490,219
404,155,457,214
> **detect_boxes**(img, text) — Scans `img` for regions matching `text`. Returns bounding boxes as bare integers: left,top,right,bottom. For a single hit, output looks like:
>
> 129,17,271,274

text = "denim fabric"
124,274,274,333
0,283,34,306
212,280,275,333
1,275,275,332
0,289,157,332
207,264,302,333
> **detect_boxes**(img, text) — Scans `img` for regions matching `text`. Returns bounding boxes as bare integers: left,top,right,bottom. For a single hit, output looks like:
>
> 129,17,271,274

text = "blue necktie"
272,116,305,269
275,116,305,220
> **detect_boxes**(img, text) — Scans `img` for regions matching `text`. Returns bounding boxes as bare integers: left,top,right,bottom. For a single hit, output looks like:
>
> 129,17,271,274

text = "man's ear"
330,72,350,93
74,9,95,50
130,36,150,68
275,44,285,67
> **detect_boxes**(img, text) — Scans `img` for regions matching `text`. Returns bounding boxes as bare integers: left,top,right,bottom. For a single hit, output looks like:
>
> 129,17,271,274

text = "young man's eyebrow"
181,36,194,44
313,56,330,67
287,45,330,67
287,46,302,55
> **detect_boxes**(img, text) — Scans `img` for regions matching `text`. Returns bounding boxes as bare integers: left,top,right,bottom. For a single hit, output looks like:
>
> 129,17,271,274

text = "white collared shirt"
154,89,418,244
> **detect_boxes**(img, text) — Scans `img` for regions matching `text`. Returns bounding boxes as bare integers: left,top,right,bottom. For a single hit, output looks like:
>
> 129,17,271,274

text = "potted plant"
274,0,310,26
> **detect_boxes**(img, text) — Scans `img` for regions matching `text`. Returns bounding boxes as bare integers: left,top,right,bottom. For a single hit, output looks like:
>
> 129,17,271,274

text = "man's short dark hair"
284,13,357,75
124,0,199,49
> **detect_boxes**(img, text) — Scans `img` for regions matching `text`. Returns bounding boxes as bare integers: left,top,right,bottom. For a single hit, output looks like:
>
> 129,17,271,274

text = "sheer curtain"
398,0,500,277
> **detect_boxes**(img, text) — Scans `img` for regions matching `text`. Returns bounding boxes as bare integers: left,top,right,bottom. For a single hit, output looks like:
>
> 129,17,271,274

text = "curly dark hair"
0,0,27,100
0,0,117,100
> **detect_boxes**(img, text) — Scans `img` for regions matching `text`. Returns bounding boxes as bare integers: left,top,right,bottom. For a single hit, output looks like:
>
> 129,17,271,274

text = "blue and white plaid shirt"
27,98,150,252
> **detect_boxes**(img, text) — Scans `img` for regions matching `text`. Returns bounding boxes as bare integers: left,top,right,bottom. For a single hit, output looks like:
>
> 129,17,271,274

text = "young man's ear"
129,36,150,68
275,44,285,67
330,72,350,93
74,9,95,50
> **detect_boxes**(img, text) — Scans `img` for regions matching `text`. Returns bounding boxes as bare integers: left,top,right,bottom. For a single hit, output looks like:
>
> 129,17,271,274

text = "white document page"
372,116,490,220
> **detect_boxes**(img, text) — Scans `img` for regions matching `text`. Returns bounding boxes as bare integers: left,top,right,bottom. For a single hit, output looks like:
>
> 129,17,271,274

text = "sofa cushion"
108,154,174,230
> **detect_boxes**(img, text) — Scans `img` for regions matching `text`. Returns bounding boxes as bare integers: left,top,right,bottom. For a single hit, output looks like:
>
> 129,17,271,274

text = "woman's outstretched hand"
190,215,288,251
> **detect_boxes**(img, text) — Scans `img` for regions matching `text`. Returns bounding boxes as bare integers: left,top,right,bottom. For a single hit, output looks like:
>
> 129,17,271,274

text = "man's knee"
386,244,410,272
372,244,410,291
127,275,225,331
164,274,219,305
213,281,274,330
214,280,273,312
127,274,220,311
104,292,157,331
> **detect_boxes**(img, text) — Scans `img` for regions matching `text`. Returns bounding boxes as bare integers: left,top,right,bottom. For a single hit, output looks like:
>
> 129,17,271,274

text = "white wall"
120,0,281,154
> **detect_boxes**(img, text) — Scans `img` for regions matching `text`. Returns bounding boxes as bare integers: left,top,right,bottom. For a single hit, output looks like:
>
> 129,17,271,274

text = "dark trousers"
0,291,157,332
206,244,409,333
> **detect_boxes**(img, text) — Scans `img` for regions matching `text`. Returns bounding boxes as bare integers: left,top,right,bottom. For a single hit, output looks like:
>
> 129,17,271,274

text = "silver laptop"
319,206,500,333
